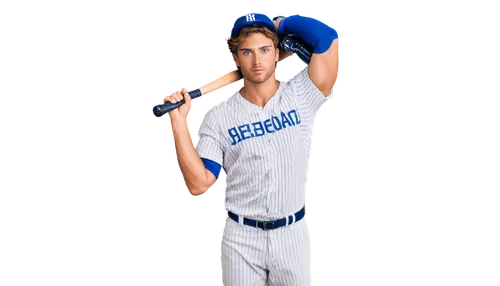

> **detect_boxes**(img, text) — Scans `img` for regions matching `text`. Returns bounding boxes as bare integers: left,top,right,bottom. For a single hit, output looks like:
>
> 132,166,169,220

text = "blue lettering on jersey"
228,127,241,145
228,109,301,146
281,111,293,128
271,115,282,131
238,124,254,140
263,119,274,133
288,109,301,125
252,121,265,137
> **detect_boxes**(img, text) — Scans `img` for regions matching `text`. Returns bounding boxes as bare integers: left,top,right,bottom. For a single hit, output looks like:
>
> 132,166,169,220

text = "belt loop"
238,215,243,225
291,213,296,224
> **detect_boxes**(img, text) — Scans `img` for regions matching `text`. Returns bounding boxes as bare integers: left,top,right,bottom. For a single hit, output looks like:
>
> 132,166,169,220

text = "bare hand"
163,88,192,122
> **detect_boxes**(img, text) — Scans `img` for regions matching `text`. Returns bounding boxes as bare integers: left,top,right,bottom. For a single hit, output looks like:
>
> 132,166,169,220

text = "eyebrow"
239,45,272,51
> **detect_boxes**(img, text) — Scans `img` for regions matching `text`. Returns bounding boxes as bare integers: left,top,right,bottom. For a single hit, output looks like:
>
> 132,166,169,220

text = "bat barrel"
152,89,202,117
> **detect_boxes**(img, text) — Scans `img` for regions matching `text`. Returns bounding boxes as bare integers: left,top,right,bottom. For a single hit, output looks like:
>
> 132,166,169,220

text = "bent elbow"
186,178,210,196
187,182,208,196
186,169,216,196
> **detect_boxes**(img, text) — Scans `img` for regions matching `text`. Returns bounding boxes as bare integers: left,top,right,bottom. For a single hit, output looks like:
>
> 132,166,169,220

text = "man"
164,13,338,286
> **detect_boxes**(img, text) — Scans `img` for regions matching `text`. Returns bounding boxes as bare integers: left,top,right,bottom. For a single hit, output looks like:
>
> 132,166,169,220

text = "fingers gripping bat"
152,36,311,117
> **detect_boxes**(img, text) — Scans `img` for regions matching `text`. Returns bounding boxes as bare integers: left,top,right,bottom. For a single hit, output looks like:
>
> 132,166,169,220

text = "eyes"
242,48,270,56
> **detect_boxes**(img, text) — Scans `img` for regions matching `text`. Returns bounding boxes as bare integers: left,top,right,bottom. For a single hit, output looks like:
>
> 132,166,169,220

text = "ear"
275,47,279,62
232,53,240,68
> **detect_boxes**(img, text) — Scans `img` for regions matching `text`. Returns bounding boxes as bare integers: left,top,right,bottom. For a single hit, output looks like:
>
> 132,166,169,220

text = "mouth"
252,68,264,73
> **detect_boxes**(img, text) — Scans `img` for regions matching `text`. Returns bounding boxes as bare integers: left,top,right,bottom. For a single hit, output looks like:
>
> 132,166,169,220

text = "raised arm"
275,15,339,95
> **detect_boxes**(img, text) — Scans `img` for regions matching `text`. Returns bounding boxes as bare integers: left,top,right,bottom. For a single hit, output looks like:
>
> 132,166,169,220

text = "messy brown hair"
227,27,278,54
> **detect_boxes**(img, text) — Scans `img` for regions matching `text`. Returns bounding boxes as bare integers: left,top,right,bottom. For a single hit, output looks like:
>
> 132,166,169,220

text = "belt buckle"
263,220,277,231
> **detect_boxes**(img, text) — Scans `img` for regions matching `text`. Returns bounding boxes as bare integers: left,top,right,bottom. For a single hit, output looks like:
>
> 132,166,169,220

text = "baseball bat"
151,35,312,119
152,68,240,119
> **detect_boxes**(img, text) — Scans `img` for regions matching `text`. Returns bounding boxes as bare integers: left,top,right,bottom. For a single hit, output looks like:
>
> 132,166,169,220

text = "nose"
253,53,261,66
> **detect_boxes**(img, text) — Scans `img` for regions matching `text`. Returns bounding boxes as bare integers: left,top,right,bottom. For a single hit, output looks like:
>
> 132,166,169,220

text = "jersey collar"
235,82,283,115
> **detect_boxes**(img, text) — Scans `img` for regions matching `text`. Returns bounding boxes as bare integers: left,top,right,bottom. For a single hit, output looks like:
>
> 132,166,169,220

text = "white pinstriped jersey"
196,67,332,221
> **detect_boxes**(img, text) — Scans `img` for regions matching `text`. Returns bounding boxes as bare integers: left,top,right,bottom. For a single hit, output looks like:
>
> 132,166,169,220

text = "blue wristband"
278,15,338,54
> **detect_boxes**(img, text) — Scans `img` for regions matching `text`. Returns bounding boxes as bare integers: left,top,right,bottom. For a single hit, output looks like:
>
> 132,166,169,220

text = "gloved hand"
273,16,313,64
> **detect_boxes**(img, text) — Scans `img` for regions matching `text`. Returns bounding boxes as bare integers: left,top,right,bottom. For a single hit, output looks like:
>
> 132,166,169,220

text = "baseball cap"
230,13,276,38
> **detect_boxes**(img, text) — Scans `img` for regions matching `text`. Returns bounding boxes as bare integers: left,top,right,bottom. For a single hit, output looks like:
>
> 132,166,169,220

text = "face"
233,32,279,84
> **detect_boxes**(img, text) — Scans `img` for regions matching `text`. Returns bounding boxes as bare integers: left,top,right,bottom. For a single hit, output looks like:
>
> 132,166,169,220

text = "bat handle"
152,89,202,117
279,35,313,64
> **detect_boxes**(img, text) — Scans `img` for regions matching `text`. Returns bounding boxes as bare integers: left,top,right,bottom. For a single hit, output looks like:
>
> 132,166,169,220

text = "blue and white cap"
231,13,276,38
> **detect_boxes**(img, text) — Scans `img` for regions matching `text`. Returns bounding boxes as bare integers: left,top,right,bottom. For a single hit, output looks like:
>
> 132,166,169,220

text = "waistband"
228,206,305,231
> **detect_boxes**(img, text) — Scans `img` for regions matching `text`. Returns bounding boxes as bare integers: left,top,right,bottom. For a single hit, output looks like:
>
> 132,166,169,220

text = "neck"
240,74,279,108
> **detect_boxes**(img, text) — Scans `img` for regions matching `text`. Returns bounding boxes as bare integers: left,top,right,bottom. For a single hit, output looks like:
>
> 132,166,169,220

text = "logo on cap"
246,14,256,22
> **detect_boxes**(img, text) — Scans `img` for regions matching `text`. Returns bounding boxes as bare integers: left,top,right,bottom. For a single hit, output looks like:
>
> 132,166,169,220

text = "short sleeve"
289,67,333,115
195,108,224,179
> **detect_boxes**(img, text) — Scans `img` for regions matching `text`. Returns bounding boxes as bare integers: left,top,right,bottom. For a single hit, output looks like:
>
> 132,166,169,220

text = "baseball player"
164,13,338,286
